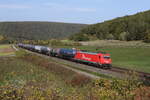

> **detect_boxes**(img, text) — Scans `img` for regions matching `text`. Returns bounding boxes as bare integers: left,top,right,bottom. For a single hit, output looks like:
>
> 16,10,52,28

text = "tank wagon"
18,43,112,69
50,48,61,57
58,48,76,58
34,45,43,53
18,43,24,48
21,44,35,51
41,46,51,55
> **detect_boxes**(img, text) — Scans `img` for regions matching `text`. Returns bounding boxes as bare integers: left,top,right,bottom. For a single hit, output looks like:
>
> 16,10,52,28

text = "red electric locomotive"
74,51,112,68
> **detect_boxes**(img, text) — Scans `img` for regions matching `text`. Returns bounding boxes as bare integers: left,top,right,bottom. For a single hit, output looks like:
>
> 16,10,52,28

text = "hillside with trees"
70,10,150,42
0,22,87,40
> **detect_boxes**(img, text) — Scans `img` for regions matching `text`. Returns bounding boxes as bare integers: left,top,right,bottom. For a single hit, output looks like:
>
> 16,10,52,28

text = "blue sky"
0,0,149,24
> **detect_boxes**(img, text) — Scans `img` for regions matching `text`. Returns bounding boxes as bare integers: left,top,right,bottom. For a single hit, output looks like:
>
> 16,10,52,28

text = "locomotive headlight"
105,61,109,63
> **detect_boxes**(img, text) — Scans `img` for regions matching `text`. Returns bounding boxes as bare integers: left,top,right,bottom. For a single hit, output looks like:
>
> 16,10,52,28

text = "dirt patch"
67,74,91,86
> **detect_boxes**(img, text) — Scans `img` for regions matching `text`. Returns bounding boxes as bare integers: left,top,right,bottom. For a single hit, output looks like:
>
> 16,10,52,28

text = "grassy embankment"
0,51,92,99
0,45,15,56
55,40,150,73
0,49,149,100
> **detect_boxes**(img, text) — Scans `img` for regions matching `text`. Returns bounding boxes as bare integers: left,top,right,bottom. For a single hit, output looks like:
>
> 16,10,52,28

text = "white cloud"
44,3,96,12
0,4,31,9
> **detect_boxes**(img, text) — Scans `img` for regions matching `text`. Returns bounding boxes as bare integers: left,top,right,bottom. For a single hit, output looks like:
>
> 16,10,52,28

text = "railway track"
111,66,150,80
21,48,125,79
17,46,150,81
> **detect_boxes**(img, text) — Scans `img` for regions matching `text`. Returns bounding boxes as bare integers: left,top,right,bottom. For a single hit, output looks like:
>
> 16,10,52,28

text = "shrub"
68,74,91,87
0,35,10,44
49,39,82,46
0,85,61,100
92,74,144,100
106,34,115,40
70,33,90,41
144,33,150,43
119,32,129,41
50,39,63,46
0,85,24,100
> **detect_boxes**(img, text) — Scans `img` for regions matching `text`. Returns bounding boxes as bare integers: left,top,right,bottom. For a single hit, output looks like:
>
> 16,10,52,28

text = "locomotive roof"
80,51,107,55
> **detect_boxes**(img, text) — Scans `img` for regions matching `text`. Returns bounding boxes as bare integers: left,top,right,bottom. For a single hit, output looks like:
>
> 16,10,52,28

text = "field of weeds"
0,50,150,100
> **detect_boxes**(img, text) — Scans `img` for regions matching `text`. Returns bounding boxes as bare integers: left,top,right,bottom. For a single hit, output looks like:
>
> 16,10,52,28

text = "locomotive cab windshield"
103,56,110,59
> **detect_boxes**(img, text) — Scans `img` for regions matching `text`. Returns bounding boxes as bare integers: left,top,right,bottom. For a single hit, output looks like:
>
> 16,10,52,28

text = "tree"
0,35,10,44
144,30,150,43
72,10,150,41
106,34,114,40
119,32,129,41
0,35,4,40
70,33,89,41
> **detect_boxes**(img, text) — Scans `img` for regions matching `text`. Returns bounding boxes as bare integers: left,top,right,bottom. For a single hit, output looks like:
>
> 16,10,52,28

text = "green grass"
0,52,15,56
103,47,150,73
0,44,11,49
54,45,150,73
0,44,15,56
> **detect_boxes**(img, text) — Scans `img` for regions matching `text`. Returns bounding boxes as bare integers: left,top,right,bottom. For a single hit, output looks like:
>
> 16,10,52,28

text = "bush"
106,34,115,40
119,32,129,41
92,77,143,100
0,85,61,100
70,33,90,41
50,39,63,46
68,74,91,87
49,39,82,46
144,33,150,43
0,35,11,44
0,85,24,100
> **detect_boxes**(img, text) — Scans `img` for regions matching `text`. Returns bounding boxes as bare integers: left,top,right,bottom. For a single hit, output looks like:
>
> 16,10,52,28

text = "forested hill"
0,22,87,40
70,10,150,42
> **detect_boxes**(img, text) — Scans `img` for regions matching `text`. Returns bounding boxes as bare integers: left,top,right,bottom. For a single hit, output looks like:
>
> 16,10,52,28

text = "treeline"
70,10,150,42
20,39,82,46
0,34,82,46
0,35,12,44
0,21,87,40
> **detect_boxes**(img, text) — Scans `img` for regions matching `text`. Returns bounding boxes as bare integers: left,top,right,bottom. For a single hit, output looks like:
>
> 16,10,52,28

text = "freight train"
18,43,112,68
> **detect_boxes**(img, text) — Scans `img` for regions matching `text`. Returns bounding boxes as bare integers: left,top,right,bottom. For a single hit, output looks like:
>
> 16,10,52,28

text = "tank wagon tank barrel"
58,48,77,58
41,47,52,55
